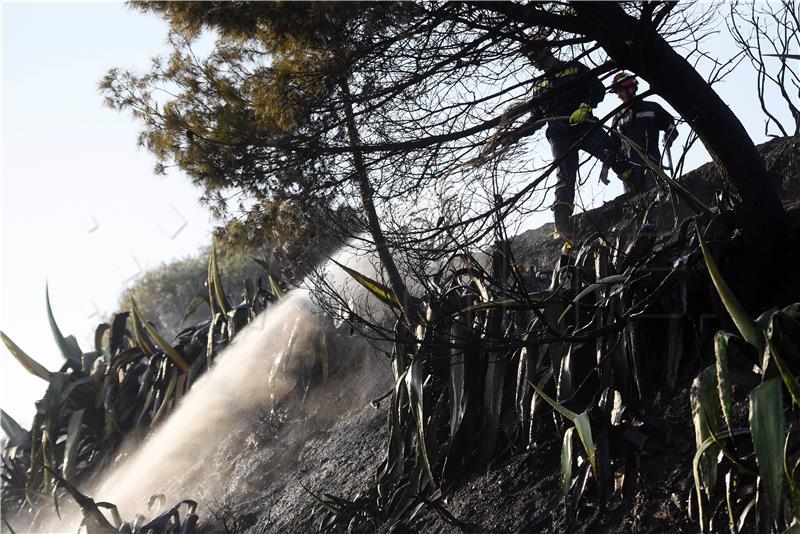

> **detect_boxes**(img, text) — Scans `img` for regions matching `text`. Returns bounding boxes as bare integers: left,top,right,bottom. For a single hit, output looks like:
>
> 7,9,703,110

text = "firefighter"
521,48,634,244
603,72,679,193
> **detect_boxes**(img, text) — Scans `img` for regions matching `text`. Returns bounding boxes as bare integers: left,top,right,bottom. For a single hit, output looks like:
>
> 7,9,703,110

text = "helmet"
519,27,555,65
612,72,638,91
520,42,555,65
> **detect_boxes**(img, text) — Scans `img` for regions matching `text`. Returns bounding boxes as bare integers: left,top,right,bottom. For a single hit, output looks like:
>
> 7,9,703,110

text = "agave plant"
689,231,800,533
0,248,302,531
316,205,795,533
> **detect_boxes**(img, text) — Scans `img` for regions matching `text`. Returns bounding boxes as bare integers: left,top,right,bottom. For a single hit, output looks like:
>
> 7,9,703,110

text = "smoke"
37,244,393,533
40,292,326,533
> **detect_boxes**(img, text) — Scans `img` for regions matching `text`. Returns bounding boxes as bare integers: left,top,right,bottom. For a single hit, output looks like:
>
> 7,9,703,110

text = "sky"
1,2,215,428
0,2,794,430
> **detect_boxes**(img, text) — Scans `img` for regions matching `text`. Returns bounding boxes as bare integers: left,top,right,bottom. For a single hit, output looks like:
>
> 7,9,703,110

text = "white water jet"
39,244,391,533
45,292,323,532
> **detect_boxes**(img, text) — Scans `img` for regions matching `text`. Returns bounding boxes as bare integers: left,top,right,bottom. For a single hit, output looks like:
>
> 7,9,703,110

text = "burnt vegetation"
3,1,800,533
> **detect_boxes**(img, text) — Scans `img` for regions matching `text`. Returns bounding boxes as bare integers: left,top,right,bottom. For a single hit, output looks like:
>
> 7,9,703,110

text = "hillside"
2,136,797,534
195,136,800,534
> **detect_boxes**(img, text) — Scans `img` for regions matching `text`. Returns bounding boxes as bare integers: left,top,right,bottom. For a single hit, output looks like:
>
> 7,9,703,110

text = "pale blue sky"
0,2,794,430
1,2,214,427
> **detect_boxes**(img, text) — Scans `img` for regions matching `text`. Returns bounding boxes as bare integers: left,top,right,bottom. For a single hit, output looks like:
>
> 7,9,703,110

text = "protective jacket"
529,60,631,212
531,62,606,122
613,100,676,165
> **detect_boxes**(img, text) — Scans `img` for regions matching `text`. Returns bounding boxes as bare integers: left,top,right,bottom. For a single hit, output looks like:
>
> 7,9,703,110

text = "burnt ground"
198,136,799,534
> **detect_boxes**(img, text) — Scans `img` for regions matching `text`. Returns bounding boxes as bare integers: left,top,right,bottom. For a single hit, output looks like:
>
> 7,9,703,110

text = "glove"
569,103,592,125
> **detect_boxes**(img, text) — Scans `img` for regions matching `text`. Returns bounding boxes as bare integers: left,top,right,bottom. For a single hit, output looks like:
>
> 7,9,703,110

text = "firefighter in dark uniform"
522,49,634,244
604,72,679,193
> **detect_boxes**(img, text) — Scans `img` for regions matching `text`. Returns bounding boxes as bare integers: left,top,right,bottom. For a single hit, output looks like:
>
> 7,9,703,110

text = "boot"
553,204,574,246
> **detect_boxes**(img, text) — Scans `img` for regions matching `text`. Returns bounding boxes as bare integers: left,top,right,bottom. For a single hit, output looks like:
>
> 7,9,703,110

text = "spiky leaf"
697,229,763,351
331,258,401,309
528,380,597,475
268,274,285,300
561,427,575,497
209,244,231,315
131,298,189,373
766,312,800,408
750,377,784,522
45,283,82,363
0,409,29,446
1,331,50,381
62,409,84,481
715,332,735,434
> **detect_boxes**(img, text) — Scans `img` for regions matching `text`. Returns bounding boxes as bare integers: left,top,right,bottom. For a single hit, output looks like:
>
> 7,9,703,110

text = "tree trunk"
571,2,787,236
339,79,416,324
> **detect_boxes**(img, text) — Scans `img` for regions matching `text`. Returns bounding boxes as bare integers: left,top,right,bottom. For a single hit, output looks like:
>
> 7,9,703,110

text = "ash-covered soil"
199,136,799,534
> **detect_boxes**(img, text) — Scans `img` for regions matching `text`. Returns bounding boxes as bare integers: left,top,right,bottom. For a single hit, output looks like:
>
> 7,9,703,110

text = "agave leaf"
47,467,117,534
715,332,735,435
45,283,83,363
0,409,30,446
208,244,231,316
783,303,800,319
131,298,189,373
737,497,757,533
692,434,718,533
407,354,436,488
385,369,409,482
528,380,597,475
696,229,764,352
690,365,721,514
750,377,784,522
480,346,507,462
81,351,100,374
95,502,122,528
448,307,470,440
53,482,62,520
330,258,401,309
109,312,130,355
425,389,448,470
180,294,208,327
573,274,628,303
268,274,285,300
152,367,178,424
724,470,736,534
62,409,84,482
135,387,156,428
0,331,51,381
785,434,800,521
94,323,110,354
561,427,576,497
766,312,800,408
558,274,628,323
174,372,186,404
129,299,157,357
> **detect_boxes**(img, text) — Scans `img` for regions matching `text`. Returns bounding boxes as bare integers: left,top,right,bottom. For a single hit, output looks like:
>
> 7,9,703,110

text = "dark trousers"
623,151,659,194
623,169,656,194
546,120,631,212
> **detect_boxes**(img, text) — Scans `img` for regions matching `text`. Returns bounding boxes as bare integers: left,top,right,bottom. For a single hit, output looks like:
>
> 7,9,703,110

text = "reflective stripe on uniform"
635,111,656,119
555,67,579,77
